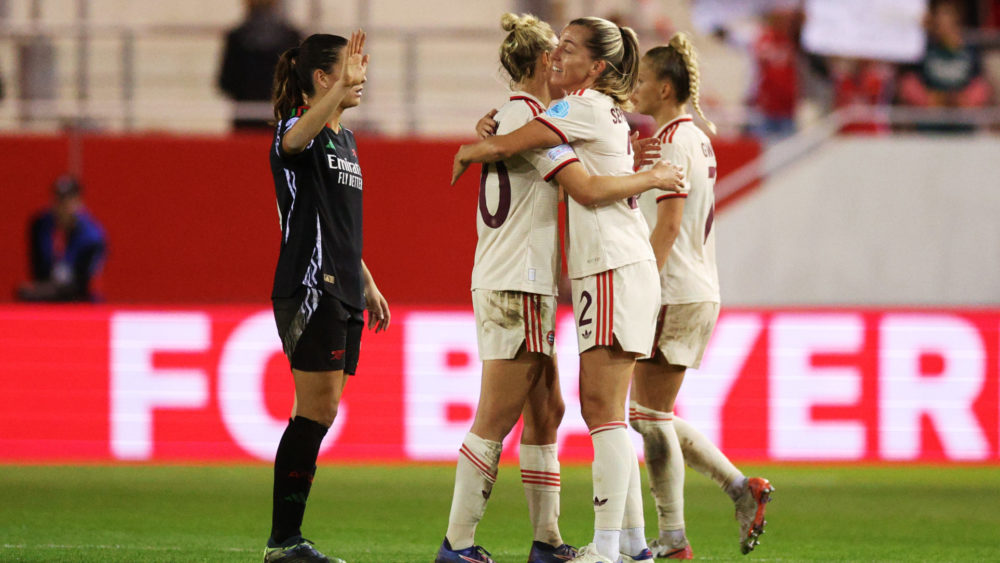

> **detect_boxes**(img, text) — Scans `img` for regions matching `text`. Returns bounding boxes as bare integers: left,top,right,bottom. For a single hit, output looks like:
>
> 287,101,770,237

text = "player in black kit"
264,30,389,563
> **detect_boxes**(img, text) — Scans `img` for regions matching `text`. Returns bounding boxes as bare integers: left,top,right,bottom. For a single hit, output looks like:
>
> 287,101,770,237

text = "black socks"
269,416,329,544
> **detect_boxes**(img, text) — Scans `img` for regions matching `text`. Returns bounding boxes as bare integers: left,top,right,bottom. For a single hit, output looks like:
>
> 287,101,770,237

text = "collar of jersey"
654,114,694,138
509,91,542,104
289,105,310,118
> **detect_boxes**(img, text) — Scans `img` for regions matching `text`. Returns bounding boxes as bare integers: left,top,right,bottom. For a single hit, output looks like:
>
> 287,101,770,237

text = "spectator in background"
897,0,993,129
748,5,802,139
218,0,302,130
18,175,106,302
830,58,895,134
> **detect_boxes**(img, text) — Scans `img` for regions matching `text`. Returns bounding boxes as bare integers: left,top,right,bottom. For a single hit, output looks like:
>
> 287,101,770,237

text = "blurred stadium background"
1,0,999,561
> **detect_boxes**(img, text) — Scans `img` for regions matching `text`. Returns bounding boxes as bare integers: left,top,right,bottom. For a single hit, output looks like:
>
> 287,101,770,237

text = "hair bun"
501,12,521,32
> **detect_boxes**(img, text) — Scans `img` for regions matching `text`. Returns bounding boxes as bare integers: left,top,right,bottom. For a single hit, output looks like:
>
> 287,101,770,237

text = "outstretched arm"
553,159,685,207
451,120,563,184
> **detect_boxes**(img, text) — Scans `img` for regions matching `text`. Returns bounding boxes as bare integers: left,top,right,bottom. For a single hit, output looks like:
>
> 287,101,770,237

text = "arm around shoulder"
452,120,564,184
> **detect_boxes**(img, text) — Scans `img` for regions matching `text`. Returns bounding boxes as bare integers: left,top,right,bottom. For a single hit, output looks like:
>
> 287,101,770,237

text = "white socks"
620,527,648,558
590,421,634,560
620,438,648,557
520,444,563,547
630,402,685,534
445,432,502,550
672,415,746,501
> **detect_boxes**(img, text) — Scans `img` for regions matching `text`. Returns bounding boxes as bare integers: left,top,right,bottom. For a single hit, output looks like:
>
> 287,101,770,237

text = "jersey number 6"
479,162,511,228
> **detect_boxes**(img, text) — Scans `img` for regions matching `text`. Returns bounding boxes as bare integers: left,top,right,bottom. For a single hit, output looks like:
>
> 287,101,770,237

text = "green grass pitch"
1,463,998,562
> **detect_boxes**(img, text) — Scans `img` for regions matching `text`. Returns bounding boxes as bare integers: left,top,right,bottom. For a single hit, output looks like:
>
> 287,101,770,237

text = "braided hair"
643,32,716,134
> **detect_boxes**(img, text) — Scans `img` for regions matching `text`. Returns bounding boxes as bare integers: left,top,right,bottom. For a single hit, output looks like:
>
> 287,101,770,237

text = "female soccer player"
265,31,390,563
629,34,773,558
440,14,684,563
452,17,669,563
435,14,578,563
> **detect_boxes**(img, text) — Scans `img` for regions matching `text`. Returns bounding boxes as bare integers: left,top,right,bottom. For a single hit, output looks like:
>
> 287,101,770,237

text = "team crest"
547,331,555,345
546,100,570,118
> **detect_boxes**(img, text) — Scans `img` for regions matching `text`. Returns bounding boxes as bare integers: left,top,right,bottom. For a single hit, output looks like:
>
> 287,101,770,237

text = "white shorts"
650,302,720,369
472,289,556,360
570,260,659,357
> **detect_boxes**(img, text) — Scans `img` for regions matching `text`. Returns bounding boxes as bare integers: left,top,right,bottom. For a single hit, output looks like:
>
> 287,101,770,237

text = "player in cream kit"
629,34,774,559
535,89,660,355
436,13,581,563
453,17,685,563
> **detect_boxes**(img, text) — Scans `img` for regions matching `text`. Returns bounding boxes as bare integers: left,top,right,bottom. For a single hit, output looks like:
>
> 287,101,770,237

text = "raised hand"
650,159,685,193
341,29,369,87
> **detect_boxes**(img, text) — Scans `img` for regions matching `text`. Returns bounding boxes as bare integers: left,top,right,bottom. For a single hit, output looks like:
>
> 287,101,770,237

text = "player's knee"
540,394,565,434
471,409,519,442
549,397,566,428
524,403,564,444
304,402,338,427
580,403,613,429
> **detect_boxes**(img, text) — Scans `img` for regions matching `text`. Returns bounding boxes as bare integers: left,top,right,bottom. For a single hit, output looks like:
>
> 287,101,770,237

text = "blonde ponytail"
568,17,639,107
669,33,715,134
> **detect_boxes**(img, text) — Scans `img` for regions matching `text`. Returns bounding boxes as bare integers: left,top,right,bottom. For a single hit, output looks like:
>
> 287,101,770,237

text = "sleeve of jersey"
523,143,579,182
533,96,597,145
656,141,691,203
274,116,313,161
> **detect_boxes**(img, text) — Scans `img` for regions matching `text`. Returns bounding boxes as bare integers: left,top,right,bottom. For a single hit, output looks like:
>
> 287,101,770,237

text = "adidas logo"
582,330,592,339
593,496,608,507
325,140,336,150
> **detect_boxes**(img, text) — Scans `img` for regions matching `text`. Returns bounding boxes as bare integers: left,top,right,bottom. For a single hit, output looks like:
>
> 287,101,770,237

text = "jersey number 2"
578,291,593,326
479,162,511,228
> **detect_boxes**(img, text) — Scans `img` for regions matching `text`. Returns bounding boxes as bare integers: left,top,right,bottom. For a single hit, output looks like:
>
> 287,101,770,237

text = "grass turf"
0,463,998,562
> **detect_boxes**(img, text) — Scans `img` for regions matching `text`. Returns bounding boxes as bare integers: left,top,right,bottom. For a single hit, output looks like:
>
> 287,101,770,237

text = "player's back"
471,92,563,295
639,116,720,304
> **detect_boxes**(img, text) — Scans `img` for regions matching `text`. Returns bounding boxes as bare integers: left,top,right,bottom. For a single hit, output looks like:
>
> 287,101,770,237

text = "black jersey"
270,107,364,310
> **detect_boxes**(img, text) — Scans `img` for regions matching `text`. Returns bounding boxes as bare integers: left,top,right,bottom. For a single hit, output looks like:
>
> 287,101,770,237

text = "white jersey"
471,92,578,295
638,115,721,304
535,89,655,278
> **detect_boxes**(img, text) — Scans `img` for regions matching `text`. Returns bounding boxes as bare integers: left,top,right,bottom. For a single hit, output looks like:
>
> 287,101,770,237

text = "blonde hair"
643,32,716,134
499,13,556,87
567,17,639,107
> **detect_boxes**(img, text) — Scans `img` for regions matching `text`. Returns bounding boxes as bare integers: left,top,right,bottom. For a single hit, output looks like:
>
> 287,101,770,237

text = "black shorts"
273,286,364,374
